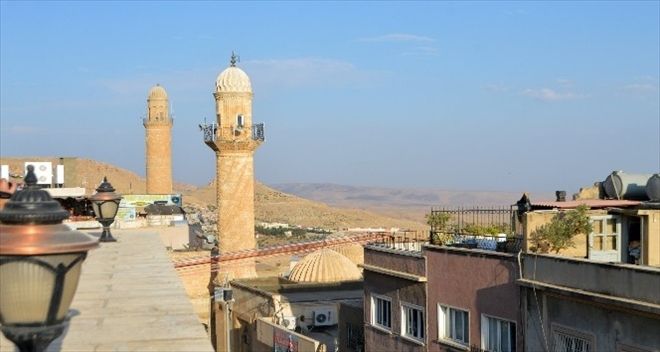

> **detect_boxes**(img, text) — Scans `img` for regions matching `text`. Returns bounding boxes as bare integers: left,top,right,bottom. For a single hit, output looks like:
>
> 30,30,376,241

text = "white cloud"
8,125,43,134
358,33,435,43
401,46,440,57
483,83,509,92
555,78,572,85
623,83,658,93
522,88,581,102
243,57,382,88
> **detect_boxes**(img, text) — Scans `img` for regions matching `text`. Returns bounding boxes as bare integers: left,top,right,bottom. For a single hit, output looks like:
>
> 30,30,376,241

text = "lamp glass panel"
0,254,81,325
99,200,119,219
92,201,101,219
56,258,83,321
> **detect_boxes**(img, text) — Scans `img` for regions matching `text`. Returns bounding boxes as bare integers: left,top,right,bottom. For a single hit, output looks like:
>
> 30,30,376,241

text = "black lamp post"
0,165,99,352
89,177,122,242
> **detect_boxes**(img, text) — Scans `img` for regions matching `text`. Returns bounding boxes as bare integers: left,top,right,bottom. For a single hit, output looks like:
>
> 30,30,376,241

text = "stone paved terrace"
1,230,214,352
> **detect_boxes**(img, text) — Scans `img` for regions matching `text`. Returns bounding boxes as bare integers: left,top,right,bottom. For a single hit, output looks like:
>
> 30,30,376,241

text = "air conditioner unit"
312,310,335,327
280,316,297,330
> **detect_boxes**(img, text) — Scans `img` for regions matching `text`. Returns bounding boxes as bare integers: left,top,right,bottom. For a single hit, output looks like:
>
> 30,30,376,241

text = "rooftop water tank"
602,171,652,200
646,174,660,202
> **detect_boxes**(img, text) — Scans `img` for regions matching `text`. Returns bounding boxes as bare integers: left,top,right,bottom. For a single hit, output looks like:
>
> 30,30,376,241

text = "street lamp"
89,177,122,242
0,165,99,352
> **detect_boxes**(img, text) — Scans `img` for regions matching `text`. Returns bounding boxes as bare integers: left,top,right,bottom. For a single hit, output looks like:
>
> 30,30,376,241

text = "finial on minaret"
230,51,239,67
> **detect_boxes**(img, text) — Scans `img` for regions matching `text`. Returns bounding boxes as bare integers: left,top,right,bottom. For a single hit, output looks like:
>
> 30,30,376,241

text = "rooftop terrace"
1,230,213,352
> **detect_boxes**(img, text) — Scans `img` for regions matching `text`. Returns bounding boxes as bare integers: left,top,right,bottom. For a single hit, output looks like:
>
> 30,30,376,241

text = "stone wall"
145,123,172,194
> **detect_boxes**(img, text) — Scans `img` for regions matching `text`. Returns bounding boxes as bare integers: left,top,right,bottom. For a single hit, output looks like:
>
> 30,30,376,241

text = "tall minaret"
204,53,264,260
144,84,173,194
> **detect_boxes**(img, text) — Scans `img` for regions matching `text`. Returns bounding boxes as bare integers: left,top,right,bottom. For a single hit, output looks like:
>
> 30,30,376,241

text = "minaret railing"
199,122,265,143
252,123,265,142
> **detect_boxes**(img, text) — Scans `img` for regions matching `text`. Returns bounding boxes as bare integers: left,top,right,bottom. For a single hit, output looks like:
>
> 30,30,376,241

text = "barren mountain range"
1,157,551,230
270,183,551,224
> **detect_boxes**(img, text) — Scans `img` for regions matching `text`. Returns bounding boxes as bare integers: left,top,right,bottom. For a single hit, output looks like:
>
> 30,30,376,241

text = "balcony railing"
429,206,518,235
199,122,265,144
369,231,428,252
252,123,265,142
428,206,523,253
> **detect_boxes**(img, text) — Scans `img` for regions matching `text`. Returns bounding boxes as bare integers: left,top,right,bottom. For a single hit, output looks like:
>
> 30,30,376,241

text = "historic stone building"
144,84,173,194
203,54,264,275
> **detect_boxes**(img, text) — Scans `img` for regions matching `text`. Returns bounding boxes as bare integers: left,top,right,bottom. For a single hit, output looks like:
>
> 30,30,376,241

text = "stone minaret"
205,53,264,259
144,84,173,194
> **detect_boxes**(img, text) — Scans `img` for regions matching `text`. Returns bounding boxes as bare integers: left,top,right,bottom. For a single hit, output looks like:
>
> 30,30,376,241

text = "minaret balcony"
143,117,174,127
199,122,265,152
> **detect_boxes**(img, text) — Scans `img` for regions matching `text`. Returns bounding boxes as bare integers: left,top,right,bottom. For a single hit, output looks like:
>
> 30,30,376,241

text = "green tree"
530,205,592,254
427,212,453,245
426,212,451,231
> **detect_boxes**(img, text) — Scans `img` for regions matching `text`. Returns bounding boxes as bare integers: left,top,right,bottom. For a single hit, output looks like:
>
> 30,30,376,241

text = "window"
345,322,363,350
552,326,594,352
481,315,516,352
371,295,392,330
438,305,469,345
401,303,425,341
236,114,245,127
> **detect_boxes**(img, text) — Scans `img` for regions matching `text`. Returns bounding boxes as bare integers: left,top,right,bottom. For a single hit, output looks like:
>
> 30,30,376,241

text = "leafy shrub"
426,212,451,231
530,205,592,254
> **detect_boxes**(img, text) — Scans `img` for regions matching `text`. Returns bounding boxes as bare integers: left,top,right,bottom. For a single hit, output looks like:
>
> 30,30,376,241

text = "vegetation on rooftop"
530,205,592,254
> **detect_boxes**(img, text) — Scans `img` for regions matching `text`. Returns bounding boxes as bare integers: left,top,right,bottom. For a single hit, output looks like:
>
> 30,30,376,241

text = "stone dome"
148,84,168,100
288,248,362,283
332,243,364,265
216,66,252,93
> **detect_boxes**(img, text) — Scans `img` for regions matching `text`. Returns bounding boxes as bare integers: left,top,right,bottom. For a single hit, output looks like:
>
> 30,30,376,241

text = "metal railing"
429,206,520,235
252,123,265,142
370,231,428,252
428,206,523,253
199,122,265,143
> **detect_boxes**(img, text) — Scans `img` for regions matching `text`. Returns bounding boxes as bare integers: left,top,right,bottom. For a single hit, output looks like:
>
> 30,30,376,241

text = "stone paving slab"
1,230,213,352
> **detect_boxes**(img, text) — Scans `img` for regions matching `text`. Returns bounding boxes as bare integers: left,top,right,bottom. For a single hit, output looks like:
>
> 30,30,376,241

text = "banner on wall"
119,194,182,208
273,329,298,352
116,207,137,221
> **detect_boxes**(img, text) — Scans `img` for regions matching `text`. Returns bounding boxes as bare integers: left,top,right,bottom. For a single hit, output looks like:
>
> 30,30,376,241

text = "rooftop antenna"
230,51,240,67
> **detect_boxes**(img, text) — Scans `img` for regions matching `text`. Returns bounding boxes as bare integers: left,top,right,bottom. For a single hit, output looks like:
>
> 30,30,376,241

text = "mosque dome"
332,243,364,265
288,248,362,283
148,84,168,100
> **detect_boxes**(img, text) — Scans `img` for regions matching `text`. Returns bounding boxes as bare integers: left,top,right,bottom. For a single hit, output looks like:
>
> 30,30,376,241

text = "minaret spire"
230,51,239,67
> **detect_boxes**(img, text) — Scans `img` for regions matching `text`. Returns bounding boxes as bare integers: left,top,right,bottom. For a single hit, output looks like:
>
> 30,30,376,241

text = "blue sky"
1,1,658,193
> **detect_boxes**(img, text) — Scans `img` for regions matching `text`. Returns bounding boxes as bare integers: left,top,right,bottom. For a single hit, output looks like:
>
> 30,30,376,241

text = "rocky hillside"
0,157,425,230
184,182,425,230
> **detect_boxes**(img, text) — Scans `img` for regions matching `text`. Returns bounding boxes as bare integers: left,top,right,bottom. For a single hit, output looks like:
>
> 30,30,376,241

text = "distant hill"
183,182,426,230
0,157,425,230
270,183,552,223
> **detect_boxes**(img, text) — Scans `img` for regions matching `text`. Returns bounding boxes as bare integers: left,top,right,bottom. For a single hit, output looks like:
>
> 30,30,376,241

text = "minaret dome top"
148,84,168,101
215,53,252,93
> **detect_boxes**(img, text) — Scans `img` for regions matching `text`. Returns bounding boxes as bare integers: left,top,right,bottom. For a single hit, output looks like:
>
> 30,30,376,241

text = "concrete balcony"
518,253,660,312
363,234,427,282
143,117,174,127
